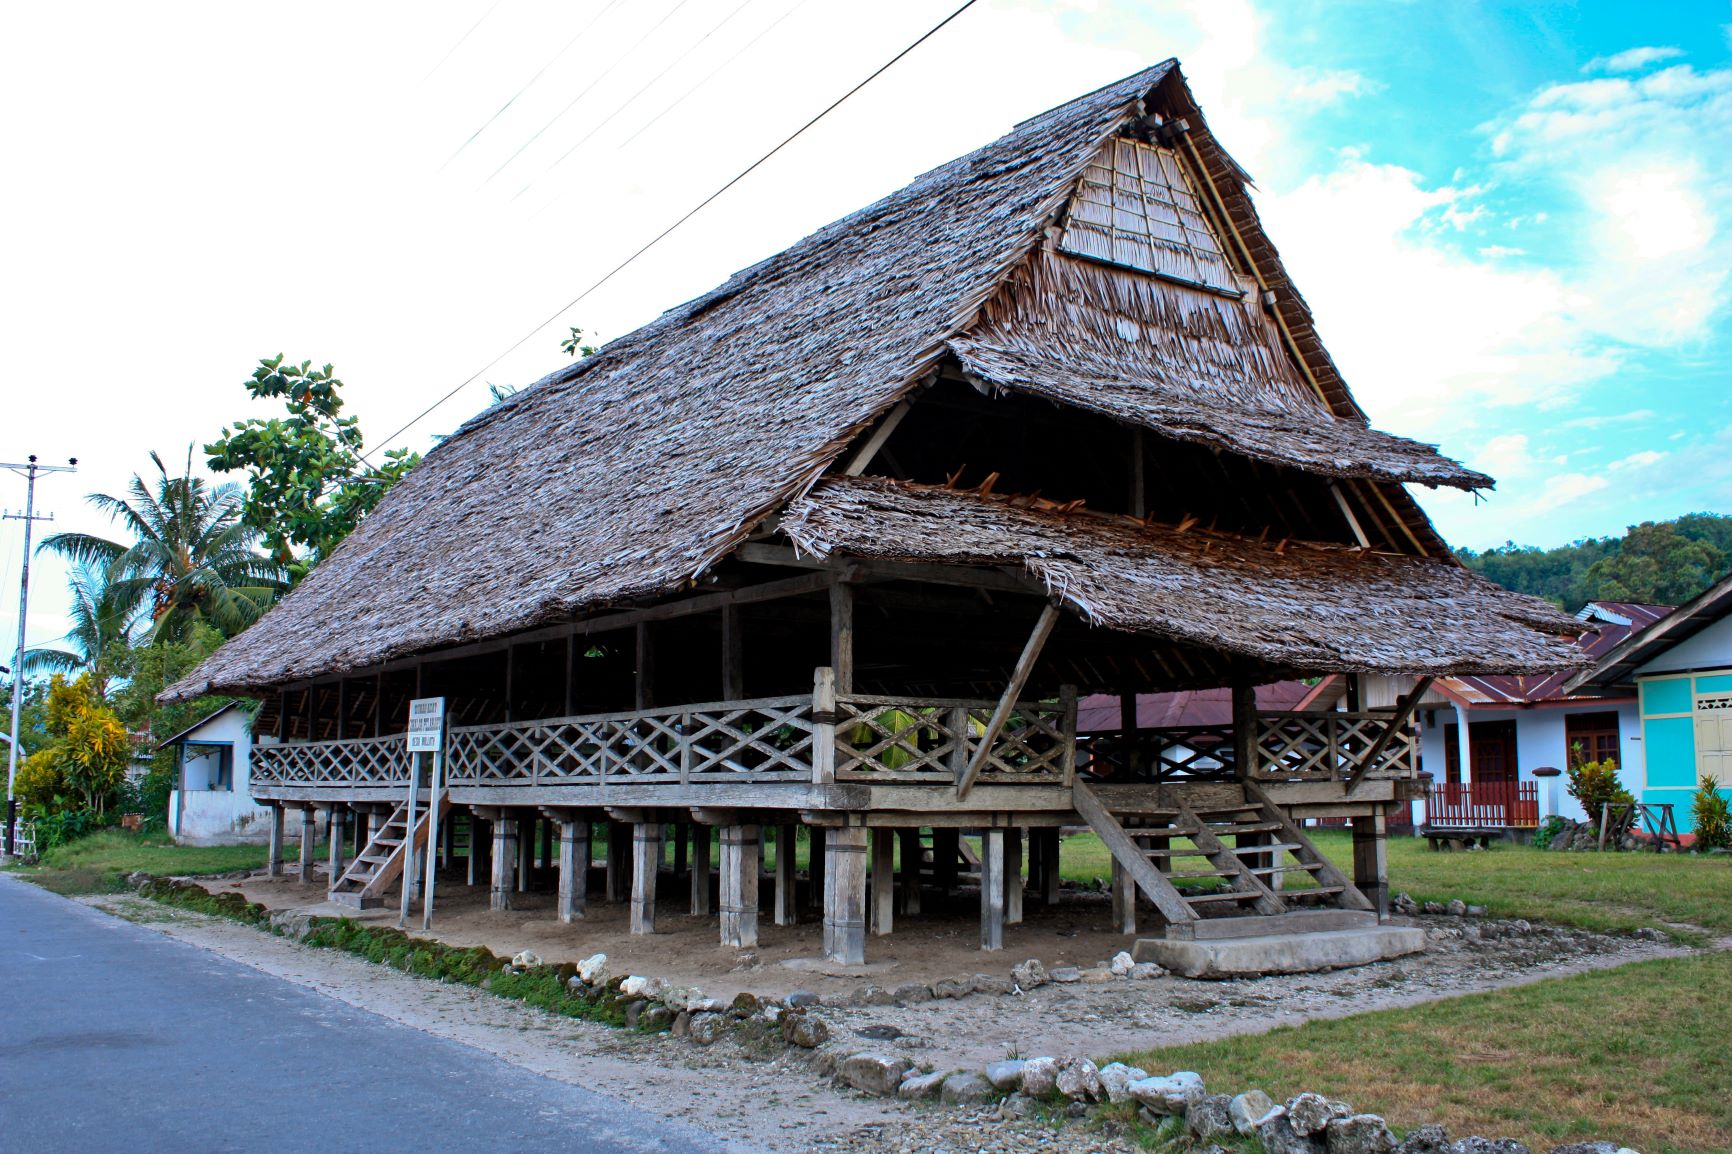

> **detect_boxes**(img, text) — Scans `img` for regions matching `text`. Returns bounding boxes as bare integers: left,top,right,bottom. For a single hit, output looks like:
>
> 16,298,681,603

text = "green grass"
1053,829,1732,937
12,829,316,896
1115,951,1732,1154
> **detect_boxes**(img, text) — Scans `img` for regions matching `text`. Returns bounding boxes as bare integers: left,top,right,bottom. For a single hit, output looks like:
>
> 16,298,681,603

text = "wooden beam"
823,827,867,964
842,399,911,476
957,603,1061,799
690,823,712,916
774,824,797,926
721,603,744,700
557,818,589,923
267,804,284,878
830,577,855,695
871,828,895,936
630,822,660,935
1231,682,1256,780
980,828,1005,951
735,544,1038,596
634,623,654,711
719,824,760,948
489,816,516,911
1345,676,1433,790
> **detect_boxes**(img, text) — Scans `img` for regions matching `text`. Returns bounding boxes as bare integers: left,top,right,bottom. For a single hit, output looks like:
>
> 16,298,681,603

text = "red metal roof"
1445,602,1669,704
1077,680,1314,732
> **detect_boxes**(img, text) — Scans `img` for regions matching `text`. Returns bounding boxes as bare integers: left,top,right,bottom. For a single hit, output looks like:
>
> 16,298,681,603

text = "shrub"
1531,814,1567,850
1691,775,1732,851
1566,756,1632,823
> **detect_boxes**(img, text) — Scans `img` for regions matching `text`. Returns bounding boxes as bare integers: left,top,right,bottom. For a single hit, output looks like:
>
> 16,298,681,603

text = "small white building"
159,702,274,844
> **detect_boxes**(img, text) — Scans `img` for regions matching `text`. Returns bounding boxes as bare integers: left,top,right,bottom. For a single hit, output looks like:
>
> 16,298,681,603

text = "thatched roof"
166,60,1515,703
782,477,1584,676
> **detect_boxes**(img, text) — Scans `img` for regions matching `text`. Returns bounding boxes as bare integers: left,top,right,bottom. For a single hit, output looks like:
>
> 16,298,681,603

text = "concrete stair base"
1132,925,1426,979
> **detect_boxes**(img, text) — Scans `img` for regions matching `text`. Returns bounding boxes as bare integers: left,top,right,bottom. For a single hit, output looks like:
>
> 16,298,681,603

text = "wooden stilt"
898,827,922,916
326,807,348,886
806,827,825,911
1005,827,1024,925
472,815,490,887
690,823,712,916
517,815,534,892
1112,859,1136,935
774,825,797,927
672,821,688,879
298,806,318,883
631,822,660,935
980,828,1006,951
490,817,517,912
719,825,760,948
538,818,552,871
823,827,867,964
933,828,960,895
871,828,895,936
558,818,589,922
1352,810,1389,918
607,821,630,903
267,804,284,878
1025,829,1042,901
1040,829,1061,904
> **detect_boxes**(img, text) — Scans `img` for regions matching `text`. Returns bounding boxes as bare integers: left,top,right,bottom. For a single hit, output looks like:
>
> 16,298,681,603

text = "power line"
440,0,631,171
420,1,506,85
365,0,983,459
616,0,816,151
511,0,760,202
480,0,696,188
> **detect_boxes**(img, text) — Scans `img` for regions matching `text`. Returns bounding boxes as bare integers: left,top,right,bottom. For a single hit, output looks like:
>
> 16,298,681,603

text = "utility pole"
3,455,77,858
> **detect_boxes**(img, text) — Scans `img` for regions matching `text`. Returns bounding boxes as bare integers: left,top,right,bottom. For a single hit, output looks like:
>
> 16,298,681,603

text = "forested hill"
1456,513,1732,611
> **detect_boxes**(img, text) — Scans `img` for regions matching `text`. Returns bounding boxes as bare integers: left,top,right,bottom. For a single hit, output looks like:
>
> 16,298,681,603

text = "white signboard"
406,697,446,752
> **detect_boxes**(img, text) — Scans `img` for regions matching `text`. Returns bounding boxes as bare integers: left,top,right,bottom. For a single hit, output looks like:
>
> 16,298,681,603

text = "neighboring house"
1566,573,1732,831
1301,602,1670,828
158,702,273,844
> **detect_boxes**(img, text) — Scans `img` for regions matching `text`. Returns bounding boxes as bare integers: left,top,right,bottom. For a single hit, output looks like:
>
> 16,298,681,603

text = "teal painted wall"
1634,668,1732,834
1642,716,1698,789
1641,677,1692,715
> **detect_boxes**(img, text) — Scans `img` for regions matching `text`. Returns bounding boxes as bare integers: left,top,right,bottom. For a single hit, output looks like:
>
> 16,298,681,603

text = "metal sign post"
401,697,445,929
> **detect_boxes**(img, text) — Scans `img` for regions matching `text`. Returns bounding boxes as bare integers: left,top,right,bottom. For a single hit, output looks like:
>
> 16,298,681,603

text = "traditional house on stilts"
166,61,1584,974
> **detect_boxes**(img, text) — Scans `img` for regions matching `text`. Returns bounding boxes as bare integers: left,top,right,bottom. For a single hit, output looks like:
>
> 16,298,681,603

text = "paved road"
0,876,738,1154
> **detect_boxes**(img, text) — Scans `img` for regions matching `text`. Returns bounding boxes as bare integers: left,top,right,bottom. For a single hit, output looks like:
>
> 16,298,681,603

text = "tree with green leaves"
1582,521,1727,606
205,355,419,582
40,449,284,645
20,562,139,697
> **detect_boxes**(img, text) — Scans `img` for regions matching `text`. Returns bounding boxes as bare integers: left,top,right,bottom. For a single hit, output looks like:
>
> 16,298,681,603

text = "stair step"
1231,841,1302,855
1208,821,1284,835
1192,804,1261,816
1164,869,1235,881
1182,889,1261,905
1141,847,1212,859
358,854,393,866
1128,826,1198,839
1285,885,1346,899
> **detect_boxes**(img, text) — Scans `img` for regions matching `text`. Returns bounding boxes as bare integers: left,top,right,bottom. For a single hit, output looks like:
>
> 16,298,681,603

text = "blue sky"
3,0,1730,654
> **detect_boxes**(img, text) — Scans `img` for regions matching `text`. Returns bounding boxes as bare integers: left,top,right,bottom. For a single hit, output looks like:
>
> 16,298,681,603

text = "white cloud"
1584,46,1684,74
1608,449,1667,470
1561,409,1656,429
1473,433,1533,478
1529,472,1611,512
1290,69,1382,105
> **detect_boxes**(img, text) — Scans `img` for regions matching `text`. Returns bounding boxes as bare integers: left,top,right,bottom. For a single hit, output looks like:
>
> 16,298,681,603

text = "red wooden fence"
1427,781,1539,829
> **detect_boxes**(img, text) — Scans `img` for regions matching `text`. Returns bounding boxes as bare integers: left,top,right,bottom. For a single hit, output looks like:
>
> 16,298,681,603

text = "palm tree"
40,448,285,644
21,562,139,697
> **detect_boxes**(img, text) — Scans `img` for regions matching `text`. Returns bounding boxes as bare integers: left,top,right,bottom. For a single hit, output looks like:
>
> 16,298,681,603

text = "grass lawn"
12,830,309,895
1115,950,1732,1154
1054,829,1732,938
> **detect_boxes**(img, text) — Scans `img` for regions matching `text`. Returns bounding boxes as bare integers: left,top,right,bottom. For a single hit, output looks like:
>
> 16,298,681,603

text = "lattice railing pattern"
832,695,1071,783
1252,712,1418,782
1079,724,1238,782
251,734,413,786
444,696,816,787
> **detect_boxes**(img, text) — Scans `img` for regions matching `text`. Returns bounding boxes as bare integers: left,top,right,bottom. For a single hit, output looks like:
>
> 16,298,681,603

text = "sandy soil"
81,866,1690,1153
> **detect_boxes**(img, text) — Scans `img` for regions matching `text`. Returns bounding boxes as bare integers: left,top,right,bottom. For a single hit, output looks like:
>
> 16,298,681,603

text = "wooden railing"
1427,781,1539,829
253,685,1076,791
1251,711,1419,782
252,733,414,787
1077,724,1237,782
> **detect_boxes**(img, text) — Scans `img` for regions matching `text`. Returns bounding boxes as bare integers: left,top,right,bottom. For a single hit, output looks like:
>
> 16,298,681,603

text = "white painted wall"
1635,614,1732,677
169,707,273,845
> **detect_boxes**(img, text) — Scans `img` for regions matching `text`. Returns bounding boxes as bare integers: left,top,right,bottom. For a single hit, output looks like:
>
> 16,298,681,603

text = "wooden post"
441,808,457,871
672,821,688,878
823,827,867,964
1112,860,1136,934
806,826,825,911
690,824,712,916
327,807,348,886
635,622,655,710
558,818,589,922
812,666,837,785
957,603,1061,799
631,822,661,935
1005,827,1024,926
719,825,760,948
980,828,1006,951
871,828,895,936
1232,682,1257,780
267,804,284,878
471,814,490,887
898,827,922,917
721,604,744,700
1119,690,1139,779
933,828,960,895
517,814,534,892
830,579,854,693
774,824,797,926
490,816,517,912
607,821,630,902
1039,828,1061,905
298,805,318,883
1351,810,1389,918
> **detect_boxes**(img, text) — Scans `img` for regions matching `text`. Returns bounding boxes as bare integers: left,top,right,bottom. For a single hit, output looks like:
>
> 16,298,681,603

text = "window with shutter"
1696,693,1732,786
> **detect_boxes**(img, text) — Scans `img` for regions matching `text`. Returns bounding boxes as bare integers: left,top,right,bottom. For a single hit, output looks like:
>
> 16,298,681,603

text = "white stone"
985,1059,1026,1090
576,953,610,985
1128,962,1164,980
510,949,542,969
1054,1057,1102,1102
1129,1071,1205,1115
897,1071,946,1100
1288,1091,1345,1136
837,1052,912,1097
1096,1062,1148,1104
1011,959,1048,989
1109,950,1136,976
1230,1089,1278,1135
619,975,653,999
1019,1056,1059,1097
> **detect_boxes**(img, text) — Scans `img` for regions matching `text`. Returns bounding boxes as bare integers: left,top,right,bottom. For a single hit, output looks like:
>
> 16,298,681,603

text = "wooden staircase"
328,793,450,910
1074,780,1375,940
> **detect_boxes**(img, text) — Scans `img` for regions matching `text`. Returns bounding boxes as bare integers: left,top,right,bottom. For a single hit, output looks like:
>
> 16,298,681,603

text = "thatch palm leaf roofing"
782,477,1582,676
166,60,1544,703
